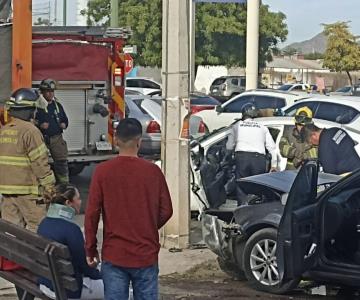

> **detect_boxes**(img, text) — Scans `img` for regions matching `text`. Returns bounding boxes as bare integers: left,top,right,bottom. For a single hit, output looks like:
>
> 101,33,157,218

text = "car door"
277,161,319,281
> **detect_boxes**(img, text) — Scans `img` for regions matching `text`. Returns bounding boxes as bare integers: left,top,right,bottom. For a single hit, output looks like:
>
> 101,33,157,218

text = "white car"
126,77,162,96
193,90,310,133
278,83,310,92
190,116,360,213
283,95,360,130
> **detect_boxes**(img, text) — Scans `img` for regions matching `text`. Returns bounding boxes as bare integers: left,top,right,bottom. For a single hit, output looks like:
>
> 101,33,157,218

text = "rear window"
284,101,319,117
190,95,220,106
142,80,160,89
212,78,226,86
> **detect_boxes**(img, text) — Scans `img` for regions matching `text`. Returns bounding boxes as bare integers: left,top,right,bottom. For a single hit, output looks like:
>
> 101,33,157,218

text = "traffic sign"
124,53,134,74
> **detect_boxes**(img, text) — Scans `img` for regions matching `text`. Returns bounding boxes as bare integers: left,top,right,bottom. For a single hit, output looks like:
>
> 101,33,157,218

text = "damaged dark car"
194,136,360,293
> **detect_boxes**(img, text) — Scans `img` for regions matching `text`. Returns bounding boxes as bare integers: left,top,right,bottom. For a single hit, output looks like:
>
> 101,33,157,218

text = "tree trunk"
346,70,353,85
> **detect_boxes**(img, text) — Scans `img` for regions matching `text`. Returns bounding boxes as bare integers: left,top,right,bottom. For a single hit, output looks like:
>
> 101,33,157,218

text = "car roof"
240,89,305,98
126,77,160,83
254,116,340,127
289,95,360,109
238,171,340,194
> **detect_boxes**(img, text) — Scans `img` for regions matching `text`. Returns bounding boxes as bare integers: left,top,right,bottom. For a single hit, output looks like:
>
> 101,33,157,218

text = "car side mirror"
216,105,224,113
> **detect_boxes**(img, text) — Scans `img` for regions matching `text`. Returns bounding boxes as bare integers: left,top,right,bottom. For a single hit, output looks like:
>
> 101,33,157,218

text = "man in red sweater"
85,118,173,300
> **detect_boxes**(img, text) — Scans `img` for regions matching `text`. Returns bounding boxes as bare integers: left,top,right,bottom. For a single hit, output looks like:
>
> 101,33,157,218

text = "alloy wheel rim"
249,238,280,286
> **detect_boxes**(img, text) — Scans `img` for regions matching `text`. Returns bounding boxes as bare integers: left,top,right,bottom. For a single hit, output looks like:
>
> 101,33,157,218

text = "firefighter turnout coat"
0,118,55,195
279,125,317,170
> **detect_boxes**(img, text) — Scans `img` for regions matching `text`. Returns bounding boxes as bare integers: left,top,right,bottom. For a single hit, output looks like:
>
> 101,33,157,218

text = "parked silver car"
125,96,161,157
210,76,267,103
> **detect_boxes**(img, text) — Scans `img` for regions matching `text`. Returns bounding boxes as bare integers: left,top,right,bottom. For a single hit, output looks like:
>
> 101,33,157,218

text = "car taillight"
198,121,206,133
146,120,161,133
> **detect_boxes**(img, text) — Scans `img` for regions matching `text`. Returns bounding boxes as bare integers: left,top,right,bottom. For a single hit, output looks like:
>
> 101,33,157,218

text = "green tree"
81,1,287,68
323,22,360,85
303,52,324,60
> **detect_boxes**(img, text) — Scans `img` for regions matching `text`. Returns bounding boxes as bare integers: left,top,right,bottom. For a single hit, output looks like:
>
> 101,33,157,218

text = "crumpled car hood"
238,170,341,194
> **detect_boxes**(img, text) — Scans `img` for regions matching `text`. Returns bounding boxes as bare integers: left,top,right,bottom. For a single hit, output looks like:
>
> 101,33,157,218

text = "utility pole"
189,0,196,92
161,0,190,249
245,0,260,90
12,0,32,90
63,0,66,26
110,0,119,27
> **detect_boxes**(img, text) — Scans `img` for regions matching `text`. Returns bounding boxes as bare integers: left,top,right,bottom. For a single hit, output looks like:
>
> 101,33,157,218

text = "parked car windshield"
212,78,226,86
190,94,220,106
335,86,352,93
278,84,293,91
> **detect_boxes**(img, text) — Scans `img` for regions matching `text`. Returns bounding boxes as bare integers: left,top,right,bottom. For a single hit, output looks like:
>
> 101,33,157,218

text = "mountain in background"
283,32,327,54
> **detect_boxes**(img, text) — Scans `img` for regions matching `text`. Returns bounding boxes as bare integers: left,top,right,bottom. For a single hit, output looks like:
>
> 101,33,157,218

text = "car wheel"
243,228,299,294
69,164,86,176
217,257,246,280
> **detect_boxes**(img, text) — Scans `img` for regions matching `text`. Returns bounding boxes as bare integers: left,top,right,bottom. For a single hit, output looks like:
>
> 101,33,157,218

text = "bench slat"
0,270,50,300
0,233,75,276
0,246,77,291
0,219,70,259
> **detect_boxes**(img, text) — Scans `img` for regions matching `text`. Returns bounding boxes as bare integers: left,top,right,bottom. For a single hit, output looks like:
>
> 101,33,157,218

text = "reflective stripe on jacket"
0,118,55,195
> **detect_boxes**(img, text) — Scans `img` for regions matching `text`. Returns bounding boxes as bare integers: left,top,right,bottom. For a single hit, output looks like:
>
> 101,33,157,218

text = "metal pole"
245,0,260,90
161,0,190,249
63,0,66,26
110,0,119,27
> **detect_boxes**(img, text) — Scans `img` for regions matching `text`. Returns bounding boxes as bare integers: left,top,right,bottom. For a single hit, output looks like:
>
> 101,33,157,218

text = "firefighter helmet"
39,79,56,91
295,106,313,125
6,88,39,109
241,102,258,119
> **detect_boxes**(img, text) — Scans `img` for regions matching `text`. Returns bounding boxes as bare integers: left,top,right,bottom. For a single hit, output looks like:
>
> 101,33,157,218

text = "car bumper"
139,137,161,155
201,213,230,260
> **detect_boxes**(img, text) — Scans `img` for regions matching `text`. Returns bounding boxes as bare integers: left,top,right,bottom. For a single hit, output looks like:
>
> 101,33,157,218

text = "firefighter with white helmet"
0,88,55,232
279,106,317,170
36,79,69,183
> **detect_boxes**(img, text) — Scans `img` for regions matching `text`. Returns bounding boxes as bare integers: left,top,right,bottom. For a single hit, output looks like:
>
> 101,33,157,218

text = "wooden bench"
0,219,78,300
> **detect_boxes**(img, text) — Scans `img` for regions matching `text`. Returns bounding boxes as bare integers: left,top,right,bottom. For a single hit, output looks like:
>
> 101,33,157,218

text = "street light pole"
161,0,190,249
110,0,119,27
245,0,260,90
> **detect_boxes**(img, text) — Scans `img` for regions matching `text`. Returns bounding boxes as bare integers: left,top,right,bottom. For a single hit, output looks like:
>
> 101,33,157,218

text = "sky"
263,0,360,45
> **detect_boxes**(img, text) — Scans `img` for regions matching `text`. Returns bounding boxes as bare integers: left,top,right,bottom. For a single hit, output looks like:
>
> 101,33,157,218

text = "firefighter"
279,106,317,170
36,79,69,183
0,88,55,232
226,103,277,205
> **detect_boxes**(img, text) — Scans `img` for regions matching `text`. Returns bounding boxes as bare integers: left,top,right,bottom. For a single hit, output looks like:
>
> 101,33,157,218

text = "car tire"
217,257,246,280
243,228,299,294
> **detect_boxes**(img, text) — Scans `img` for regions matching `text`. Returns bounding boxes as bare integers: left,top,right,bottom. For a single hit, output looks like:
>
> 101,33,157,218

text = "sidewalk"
0,216,215,299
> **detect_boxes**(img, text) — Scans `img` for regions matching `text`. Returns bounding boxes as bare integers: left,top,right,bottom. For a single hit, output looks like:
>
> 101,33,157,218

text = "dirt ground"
159,259,356,300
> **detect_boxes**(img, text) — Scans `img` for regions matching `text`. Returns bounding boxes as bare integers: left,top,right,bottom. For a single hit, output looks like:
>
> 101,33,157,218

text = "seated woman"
37,183,104,300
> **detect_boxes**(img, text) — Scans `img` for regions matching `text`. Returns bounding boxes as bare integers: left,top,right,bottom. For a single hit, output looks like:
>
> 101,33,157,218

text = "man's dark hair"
303,123,321,142
115,118,143,142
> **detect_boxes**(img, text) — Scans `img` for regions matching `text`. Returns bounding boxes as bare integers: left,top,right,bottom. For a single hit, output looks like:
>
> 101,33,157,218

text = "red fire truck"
1,24,131,175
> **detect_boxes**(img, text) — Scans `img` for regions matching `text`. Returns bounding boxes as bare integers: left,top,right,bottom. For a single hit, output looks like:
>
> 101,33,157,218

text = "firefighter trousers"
1,195,47,232
47,134,69,184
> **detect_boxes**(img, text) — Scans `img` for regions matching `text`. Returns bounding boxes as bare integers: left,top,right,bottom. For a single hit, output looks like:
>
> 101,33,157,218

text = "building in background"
32,0,89,26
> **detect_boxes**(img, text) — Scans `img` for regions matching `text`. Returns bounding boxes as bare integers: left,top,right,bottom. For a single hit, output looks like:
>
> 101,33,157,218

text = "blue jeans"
101,261,159,300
